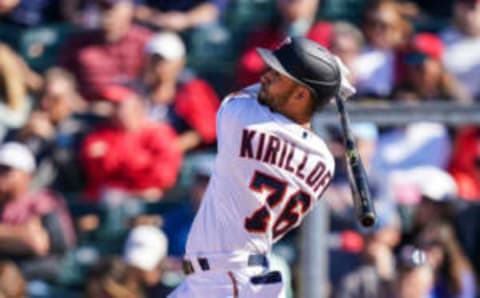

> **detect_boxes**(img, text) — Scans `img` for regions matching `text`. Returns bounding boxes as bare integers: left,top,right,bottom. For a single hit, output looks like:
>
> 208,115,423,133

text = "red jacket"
81,122,183,201
448,127,480,201
174,79,220,144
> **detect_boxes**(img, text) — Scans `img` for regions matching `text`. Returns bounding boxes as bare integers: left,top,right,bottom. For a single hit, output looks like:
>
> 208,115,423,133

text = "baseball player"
168,37,355,298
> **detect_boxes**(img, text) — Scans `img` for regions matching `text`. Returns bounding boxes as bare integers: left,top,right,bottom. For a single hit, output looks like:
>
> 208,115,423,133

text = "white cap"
390,166,457,203
145,32,186,60
416,167,457,201
0,142,36,173
351,122,378,140
123,226,168,271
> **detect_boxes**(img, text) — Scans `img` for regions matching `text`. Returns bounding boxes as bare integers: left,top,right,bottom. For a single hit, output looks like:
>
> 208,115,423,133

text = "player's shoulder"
218,84,262,119
222,84,260,106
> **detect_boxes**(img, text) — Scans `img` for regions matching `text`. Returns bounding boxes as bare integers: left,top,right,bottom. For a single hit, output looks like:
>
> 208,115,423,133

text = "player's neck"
281,110,312,129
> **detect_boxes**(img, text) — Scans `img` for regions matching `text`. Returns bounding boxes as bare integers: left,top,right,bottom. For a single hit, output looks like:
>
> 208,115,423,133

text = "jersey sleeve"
216,85,261,152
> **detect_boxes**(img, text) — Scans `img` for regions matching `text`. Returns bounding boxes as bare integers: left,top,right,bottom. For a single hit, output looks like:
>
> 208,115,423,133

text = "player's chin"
258,88,269,105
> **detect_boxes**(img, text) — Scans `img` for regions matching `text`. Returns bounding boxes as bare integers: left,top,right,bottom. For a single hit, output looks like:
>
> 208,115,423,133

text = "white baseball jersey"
185,84,335,257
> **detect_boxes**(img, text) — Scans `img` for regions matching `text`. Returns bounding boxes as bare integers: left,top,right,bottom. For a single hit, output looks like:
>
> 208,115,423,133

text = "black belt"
182,254,269,275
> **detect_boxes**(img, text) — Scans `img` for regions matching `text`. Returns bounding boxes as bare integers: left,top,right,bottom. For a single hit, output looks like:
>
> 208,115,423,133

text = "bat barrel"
359,211,376,227
334,96,377,228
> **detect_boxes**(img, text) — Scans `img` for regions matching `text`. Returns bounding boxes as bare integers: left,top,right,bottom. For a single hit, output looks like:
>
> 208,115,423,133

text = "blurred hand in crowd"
19,111,55,140
0,0,19,14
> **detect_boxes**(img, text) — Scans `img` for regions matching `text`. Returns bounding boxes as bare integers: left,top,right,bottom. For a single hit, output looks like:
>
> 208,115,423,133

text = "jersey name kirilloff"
239,128,332,193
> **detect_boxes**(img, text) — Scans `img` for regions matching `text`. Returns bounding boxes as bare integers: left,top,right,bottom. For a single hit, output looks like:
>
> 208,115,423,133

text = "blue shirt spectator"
0,0,64,27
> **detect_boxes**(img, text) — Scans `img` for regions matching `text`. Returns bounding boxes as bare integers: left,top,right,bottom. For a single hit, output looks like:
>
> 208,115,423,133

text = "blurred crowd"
0,0,479,297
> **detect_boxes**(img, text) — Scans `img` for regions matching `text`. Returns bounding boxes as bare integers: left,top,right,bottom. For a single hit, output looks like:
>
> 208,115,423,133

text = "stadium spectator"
0,43,39,141
86,256,143,298
416,221,476,298
412,170,458,227
396,246,435,298
448,126,480,200
235,0,332,87
353,0,416,98
394,33,472,103
0,261,27,298
59,0,152,100
124,225,173,297
454,203,480,280
329,22,364,83
9,67,96,192
440,0,480,100
162,154,213,256
134,0,227,32
0,142,76,280
80,85,183,202
335,209,401,298
387,167,459,245
139,32,220,152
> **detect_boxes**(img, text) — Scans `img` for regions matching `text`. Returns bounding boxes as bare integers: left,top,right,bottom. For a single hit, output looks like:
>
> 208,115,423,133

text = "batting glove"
334,56,356,100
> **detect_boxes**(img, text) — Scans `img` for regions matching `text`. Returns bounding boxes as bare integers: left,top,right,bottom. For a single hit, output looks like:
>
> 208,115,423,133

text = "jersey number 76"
244,171,313,241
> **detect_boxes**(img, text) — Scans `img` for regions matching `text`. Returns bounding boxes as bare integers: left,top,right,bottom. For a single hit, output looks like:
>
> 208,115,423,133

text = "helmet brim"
256,47,312,90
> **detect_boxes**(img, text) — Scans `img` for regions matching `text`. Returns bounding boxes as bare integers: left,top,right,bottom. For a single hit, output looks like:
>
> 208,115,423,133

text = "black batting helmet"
257,37,341,107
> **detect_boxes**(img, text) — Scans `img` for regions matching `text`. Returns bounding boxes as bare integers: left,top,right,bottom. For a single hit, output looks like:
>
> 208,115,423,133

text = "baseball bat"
334,95,376,227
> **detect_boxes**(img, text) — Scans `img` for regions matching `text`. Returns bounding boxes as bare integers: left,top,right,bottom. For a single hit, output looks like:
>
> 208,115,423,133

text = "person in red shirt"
448,126,480,201
140,31,220,152
81,85,183,202
59,0,153,101
235,0,332,88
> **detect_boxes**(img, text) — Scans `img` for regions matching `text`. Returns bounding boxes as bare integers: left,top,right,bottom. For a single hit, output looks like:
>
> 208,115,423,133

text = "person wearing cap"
395,246,434,298
59,0,153,101
440,0,480,100
140,31,220,153
415,221,476,298
395,32,472,103
235,0,333,88
124,225,174,297
0,142,75,280
168,37,354,297
80,85,183,202
335,207,401,298
7,67,97,193
86,256,144,298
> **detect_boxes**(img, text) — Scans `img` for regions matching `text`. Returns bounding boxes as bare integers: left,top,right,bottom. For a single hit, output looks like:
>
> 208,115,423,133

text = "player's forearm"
0,0,19,14
177,130,202,152
0,223,50,256
185,3,219,27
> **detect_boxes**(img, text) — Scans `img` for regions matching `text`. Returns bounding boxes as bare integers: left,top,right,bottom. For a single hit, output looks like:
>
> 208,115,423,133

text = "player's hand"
334,56,356,100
